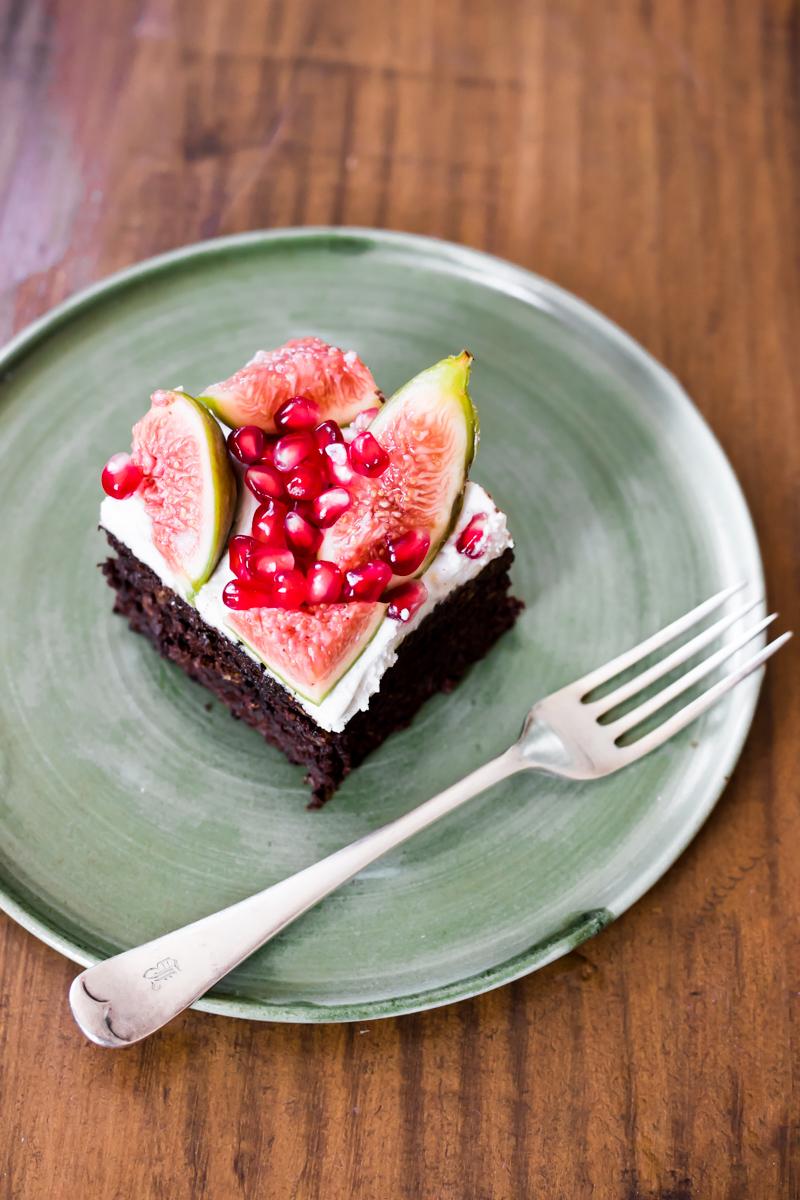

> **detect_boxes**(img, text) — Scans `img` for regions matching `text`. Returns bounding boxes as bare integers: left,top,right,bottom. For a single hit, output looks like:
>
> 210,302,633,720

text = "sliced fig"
198,337,381,433
319,351,478,574
132,389,236,592
226,602,385,704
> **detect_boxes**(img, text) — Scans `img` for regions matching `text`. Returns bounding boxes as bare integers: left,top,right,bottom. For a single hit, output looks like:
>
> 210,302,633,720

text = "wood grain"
1,0,798,1196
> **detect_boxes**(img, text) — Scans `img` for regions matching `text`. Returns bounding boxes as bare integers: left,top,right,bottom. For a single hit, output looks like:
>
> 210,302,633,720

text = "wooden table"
2,1,797,1195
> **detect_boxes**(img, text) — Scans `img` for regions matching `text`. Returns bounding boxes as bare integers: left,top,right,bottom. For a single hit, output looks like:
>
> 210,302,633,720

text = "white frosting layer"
101,480,512,733
100,493,191,600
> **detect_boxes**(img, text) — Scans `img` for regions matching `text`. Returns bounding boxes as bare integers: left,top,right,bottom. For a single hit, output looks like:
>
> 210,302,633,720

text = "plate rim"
0,226,765,1023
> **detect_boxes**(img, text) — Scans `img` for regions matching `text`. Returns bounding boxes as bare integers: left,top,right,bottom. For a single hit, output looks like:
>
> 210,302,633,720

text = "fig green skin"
194,390,237,428
174,391,237,594
324,350,479,577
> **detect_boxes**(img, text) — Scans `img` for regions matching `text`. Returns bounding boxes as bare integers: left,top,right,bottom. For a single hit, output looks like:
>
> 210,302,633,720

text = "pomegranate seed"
229,534,259,578
353,406,380,432
249,545,295,580
314,420,344,451
222,578,276,610
456,513,488,558
284,509,322,556
306,561,344,605
385,580,428,622
101,452,143,499
290,553,317,579
343,559,393,602
270,567,307,609
258,440,277,466
227,426,266,465
230,536,294,582
251,499,288,546
323,441,355,487
382,528,431,575
350,431,390,478
245,463,285,502
273,431,316,472
274,395,321,431
311,486,351,527
285,459,324,501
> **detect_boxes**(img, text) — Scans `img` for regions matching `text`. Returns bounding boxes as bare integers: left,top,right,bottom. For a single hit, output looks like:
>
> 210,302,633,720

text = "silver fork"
69,583,790,1047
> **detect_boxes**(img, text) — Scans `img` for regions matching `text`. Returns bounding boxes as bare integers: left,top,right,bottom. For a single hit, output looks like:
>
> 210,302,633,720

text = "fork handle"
69,747,524,1046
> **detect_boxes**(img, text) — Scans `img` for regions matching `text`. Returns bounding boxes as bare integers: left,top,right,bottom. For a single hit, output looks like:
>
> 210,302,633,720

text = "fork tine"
615,631,792,763
575,582,746,698
608,613,778,737
589,596,764,715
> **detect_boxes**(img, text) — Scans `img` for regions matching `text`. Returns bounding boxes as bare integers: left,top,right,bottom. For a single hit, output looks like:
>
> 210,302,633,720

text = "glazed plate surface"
0,229,763,1021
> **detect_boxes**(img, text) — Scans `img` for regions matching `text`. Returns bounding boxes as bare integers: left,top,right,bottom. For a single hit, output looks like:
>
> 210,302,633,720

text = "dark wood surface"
2,1,798,1196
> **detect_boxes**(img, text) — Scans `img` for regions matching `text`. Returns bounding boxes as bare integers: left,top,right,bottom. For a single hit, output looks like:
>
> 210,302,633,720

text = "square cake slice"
99,344,522,804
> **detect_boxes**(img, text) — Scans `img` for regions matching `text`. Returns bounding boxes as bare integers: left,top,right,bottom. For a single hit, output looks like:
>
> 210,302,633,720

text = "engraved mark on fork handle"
142,957,181,991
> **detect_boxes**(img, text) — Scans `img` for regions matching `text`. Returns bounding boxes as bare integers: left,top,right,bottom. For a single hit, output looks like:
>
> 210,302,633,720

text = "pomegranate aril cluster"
222,396,397,612
231,394,389,515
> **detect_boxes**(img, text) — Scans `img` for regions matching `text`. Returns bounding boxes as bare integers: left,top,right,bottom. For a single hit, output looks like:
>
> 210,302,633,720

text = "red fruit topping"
245,462,285,502
349,431,390,478
273,431,317,472
456,513,488,558
311,486,352,527
101,452,143,499
258,440,277,466
284,460,324,501
222,579,276,611
353,406,380,432
251,499,288,546
229,535,295,581
227,425,266,465
284,509,323,556
382,528,431,576
202,338,379,434
274,394,321,432
225,599,384,703
343,559,393,602
384,579,428,622
229,534,258,578
249,545,295,580
313,420,345,451
323,441,355,487
305,561,344,605
270,567,307,609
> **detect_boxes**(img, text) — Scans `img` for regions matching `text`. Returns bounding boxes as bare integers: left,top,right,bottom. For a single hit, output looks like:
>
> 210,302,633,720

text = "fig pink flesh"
202,338,380,433
226,601,384,701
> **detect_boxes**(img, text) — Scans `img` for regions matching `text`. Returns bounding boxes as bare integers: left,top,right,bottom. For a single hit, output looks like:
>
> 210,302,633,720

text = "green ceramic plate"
0,229,763,1023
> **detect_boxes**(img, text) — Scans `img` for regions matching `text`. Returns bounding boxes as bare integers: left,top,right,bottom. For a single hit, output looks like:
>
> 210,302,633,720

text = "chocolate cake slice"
102,533,521,805
98,344,522,804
